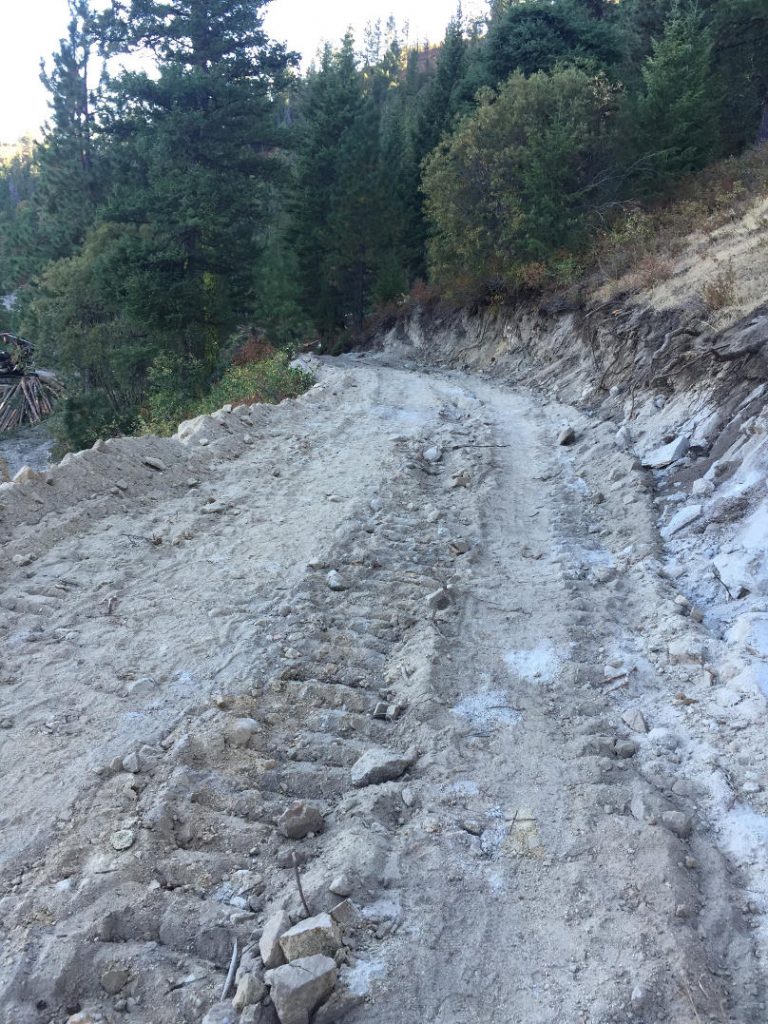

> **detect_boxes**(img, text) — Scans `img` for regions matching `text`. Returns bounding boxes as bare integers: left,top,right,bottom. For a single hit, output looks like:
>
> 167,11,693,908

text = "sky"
0,0,487,142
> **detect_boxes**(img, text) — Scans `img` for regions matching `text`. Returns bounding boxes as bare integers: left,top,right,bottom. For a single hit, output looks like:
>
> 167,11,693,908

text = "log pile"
0,333,63,432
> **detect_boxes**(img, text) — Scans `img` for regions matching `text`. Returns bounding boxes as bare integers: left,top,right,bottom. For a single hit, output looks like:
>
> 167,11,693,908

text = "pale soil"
0,354,764,1024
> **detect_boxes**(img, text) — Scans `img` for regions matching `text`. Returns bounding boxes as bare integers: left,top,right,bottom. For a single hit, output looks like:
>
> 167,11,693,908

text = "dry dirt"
0,352,765,1024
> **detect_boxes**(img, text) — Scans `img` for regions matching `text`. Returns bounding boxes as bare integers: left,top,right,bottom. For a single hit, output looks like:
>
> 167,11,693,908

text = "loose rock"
557,425,576,446
202,1003,237,1024
265,954,337,1024
312,989,365,1024
110,829,135,851
641,436,689,469
101,967,130,994
661,811,693,838
233,973,266,1011
277,801,325,840
279,913,342,961
350,746,417,787
621,710,648,734
259,910,291,969
142,456,166,472
225,717,259,748
326,570,347,592
661,504,702,539
329,875,352,897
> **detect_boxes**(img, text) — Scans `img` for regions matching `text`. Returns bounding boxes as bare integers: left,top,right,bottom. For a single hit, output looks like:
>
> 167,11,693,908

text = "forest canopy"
1,0,767,447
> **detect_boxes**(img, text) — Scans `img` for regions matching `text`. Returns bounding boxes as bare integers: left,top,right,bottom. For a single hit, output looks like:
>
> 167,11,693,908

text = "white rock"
422,446,442,463
641,436,689,469
259,910,291,969
277,801,325,839
121,752,140,774
661,504,702,539
202,1003,237,1024
668,638,705,665
232,973,266,1011
142,456,166,472
265,955,337,1024
326,570,347,592
692,478,715,496
279,913,341,962
329,874,353,897
630,985,648,1011
614,426,632,449
621,709,648,734
661,810,693,838
110,829,135,851
225,717,259,748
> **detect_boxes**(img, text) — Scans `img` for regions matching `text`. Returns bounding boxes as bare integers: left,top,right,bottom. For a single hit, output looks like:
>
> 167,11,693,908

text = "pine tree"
12,0,104,279
100,0,297,367
633,4,717,190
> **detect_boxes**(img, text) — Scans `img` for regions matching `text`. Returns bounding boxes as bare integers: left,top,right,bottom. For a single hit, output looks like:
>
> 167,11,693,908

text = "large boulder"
265,955,337,1024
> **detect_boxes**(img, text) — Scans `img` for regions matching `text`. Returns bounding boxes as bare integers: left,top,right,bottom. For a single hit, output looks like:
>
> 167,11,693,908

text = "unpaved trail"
0,356,763,1024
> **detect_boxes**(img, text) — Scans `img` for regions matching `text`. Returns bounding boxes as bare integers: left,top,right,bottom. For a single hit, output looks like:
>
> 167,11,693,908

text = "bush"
199,354,314,414
422,66,618,296
141,352,314,435
701,262,738,311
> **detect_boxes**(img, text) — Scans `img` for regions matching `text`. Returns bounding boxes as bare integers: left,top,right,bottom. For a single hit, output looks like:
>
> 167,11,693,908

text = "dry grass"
589,147,768,303
700,261,738,311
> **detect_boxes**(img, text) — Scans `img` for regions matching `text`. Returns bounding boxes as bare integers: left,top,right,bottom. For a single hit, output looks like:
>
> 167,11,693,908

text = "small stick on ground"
221,938,239,1000
293,851,312,918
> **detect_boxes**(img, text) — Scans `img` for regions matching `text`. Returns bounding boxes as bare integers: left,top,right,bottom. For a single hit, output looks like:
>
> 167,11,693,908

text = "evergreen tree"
479,0,624,87
97,0,297,367
422,66,617,291
632,4,717,191
11,0,104,281
291,36,365,337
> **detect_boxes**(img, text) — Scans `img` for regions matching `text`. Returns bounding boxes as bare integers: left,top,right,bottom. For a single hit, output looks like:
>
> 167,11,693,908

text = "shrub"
701,262,738,311
199,354,313,413
422,66,618,296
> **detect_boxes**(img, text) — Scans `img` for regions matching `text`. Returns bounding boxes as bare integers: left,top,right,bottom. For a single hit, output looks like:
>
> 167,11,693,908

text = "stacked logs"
0,333,63,432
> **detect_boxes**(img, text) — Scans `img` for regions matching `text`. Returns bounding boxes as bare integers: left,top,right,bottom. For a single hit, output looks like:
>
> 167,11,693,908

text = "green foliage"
291,31,413,341
141,352,314,435
142,352,206,434
631,4,718,191
479,0,625,85
200,355,313,414
422,66,618,293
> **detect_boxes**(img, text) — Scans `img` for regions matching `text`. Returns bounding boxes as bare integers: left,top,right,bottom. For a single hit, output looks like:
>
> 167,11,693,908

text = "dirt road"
0,355,763,1023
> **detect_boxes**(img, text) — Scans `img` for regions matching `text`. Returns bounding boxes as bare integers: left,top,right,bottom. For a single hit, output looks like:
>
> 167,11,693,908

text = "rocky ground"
0,347,766,1024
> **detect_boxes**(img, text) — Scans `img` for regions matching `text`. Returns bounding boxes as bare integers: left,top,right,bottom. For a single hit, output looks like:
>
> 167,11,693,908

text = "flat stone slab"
350,746,417,787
